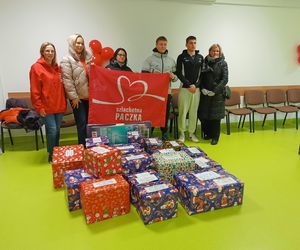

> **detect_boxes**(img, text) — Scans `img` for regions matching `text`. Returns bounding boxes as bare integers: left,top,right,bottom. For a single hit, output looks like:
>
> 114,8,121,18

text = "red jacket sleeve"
29,65,45,114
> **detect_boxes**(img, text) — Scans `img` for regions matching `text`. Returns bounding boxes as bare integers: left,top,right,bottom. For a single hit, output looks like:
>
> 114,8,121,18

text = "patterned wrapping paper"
84,145,122,178
153,151,196,182
194,155,222,170
52,145,85,189
144,138,164,154
80,174,130,224
124,170,164,206
127,131,146,147
133,180,178,225
112,143,144,155
63,168,94,211
85,136,110,148
121,152,154,175
173,168,244,215
152,148,177,155
181,146,207,158
163,140,186,151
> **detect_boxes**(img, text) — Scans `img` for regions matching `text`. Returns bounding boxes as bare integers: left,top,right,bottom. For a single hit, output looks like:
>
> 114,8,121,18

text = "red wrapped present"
84,145,122,178
80,175,130,224
52,145,85,189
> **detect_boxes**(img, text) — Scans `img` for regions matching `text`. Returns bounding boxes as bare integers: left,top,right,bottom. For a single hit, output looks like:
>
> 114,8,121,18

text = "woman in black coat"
106,48,132,72
198,44,228,145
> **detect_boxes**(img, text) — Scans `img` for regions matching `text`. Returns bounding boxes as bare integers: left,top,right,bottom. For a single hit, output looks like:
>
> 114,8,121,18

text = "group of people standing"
29,34,228,163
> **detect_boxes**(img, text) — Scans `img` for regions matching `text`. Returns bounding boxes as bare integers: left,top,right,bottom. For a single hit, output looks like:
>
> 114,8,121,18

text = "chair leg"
40,127,44,144
226,113,230,135
296,111,298,130
1,125,4,153
174,116,178,139
274,113,277,131
283,113,288,127
8,129,13,145
252,112,255,133
241,115,245,128
262,114,267,127
169,118,173,133
35,130,39,151
249,113,252,133
238,116,242,128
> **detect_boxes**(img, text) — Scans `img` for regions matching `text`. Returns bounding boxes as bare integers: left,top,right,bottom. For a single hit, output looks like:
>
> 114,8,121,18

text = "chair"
1,98,44,153
169,92,179,139
225,91,253,134
244,90,277,132
60,101,76,128
266,89,298,129
287,89,300,109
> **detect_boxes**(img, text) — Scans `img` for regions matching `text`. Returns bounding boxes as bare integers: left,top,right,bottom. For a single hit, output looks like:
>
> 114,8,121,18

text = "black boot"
211,139,218,145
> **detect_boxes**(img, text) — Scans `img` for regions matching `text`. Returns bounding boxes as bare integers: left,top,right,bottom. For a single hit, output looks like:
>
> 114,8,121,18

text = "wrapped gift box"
52,145,85,189
181,146,206,158
127,130,145,147
163,140,186,151
133,180,178,225
194,156,222,170
63,168,94,211
144,138,164,154
112,143,144,155
153,151,196,182
87,124,128,144
152,148,176,155
173,168,244,215
84,145,122,178
85,136,109,148
121,152,154,175
124,170,164,205
80,175,130,224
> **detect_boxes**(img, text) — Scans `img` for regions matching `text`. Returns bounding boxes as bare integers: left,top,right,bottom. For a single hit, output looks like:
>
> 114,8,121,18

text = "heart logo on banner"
92,75,165,105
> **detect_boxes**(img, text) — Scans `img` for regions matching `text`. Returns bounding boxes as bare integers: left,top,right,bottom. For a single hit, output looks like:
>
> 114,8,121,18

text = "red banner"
88,65,170,127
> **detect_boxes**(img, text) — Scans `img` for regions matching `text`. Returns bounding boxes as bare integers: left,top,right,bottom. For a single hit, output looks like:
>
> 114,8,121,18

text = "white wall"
0,0,300,109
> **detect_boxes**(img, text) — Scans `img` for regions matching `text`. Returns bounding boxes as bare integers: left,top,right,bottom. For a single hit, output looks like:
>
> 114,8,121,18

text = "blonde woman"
198,44,228,145
61,34,92,146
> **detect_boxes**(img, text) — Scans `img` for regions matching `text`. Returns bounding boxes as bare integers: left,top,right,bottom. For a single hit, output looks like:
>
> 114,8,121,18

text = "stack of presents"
52,122,244,225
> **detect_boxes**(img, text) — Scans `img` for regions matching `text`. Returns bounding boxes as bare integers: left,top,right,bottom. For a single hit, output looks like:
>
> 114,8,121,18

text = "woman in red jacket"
30,42,67,162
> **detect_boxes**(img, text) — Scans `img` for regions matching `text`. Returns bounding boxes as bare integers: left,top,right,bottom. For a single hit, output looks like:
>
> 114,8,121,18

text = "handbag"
223,86,231,99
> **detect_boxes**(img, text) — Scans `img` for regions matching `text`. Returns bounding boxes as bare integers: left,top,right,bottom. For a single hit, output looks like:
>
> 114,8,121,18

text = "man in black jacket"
176,36,204,143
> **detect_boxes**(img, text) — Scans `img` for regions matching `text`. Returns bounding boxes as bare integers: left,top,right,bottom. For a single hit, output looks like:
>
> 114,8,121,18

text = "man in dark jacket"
176,36,205,143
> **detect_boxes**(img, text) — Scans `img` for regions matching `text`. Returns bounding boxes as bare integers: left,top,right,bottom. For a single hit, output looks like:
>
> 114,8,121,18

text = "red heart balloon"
89,40,102,54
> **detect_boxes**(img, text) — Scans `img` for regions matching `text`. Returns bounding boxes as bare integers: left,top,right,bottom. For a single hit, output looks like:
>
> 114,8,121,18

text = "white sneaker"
189,133,199,142
178,132,185,143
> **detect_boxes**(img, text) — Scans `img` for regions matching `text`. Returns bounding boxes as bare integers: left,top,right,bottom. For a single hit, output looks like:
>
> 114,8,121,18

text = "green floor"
0,121,299,250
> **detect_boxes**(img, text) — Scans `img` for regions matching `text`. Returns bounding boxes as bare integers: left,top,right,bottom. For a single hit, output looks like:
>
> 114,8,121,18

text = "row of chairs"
169,88,300,139
225,89,300,134
0,98,75,153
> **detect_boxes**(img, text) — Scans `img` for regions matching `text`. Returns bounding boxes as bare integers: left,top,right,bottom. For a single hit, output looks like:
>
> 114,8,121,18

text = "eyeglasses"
117,54,126,57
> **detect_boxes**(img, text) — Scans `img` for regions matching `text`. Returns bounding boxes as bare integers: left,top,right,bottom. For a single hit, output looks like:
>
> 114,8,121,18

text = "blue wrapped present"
144,138,164,154
85,136,110,148
124,170,164,205
173,168,244,215
112,143,144,155
133,180,178,225
194,155,222,170
181,146,206,158
63,168,94,211
127,131,146,147
121,152,154,175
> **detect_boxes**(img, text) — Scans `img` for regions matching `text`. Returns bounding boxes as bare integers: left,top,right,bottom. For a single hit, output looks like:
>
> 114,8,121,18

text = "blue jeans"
72,99,89,146
44,113,64,156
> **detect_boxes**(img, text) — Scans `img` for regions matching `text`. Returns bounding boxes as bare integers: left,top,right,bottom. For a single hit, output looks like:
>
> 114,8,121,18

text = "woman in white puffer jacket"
61,34,92,146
